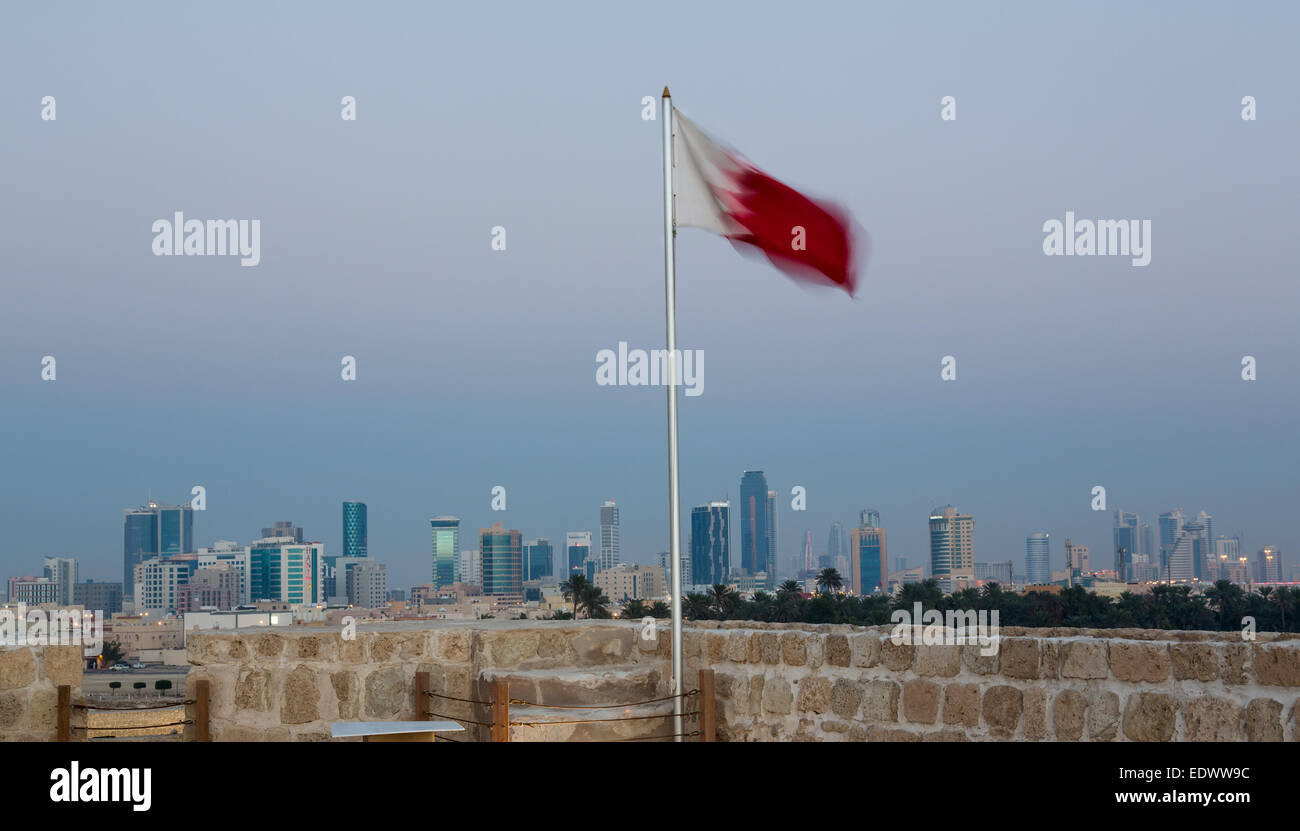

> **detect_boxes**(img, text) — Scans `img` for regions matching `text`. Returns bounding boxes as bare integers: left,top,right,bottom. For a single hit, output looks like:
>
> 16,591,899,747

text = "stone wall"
0,645,84,741
692,622,1300,742
183,620,665,741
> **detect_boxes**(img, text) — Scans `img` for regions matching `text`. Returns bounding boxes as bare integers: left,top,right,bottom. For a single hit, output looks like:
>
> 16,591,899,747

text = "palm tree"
622,598,649,619
778,579,802,596
578,584,611,619
560,573,591,620
707,583,736,619
649,601,670,619
683,592,713,621
816,568,843,595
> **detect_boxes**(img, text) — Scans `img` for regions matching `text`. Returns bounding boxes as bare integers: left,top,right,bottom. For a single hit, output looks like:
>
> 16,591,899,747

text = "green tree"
707,584,736,619
155,679,173,695
578,584,611,619
132,682,146,692
100,640,124,667
622,598,649,619
648,601,670,619
683,592,712,621
560,573,591,620
108,681,121,693
816,568,843,595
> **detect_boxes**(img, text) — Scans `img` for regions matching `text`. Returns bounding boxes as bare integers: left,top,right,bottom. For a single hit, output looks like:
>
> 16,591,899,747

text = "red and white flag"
673,109,863,296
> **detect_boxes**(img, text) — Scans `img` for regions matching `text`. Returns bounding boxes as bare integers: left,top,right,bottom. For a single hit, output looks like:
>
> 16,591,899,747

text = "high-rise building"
261,521,305,544
690,501,730,588
825,522,845,570
929,505,974,581
123,499,194,599
1113,510,1141,580
247,537,324,605
41,557,78,606
196,542,250,605
739,471,771,578
849,523,887,595
7,576,57,605
765,490,778,587
458,549,482,587
133,557,191,614
342,501,368,559
566,532,593,574
523,538,554,581
597,564,667,604
1025,533,1050,584
430,516,460,588
1259,545,1283,582
352,561,388,608
176,567,238,612
656,550,691,593
480,522,522,596
600,500,621,571
1064,539,1090,573
861,510,881,529
803,531,816,572
1158,509,1185,576
1212,536,1241,581
74,580,123,616
974,561,1013,585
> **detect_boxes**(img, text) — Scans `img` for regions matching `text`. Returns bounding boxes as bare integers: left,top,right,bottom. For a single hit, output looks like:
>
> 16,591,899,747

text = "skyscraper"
1025,533,1050,584
430,516,460,587
480,522,522,596
825,521,845,570
599,500,621,570
803,531,816,572
1064,538,1090,573
850,521,887,595
739,471,771,578
1259,545,1283,582
41,557,77,606
342,501,368,559
1212,536,1240,581
1113,510,1141,579
1158,509,1185,576
523,538,554,581
566,532,593,574
690,501,730,588
766,490,778,586
861,509,881,529
261,521,305,543
123,499,194,600
929,505,974,583
247,537,324,605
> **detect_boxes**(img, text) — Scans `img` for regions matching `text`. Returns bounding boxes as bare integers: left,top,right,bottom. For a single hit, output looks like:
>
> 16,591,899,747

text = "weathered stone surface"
861,680,900,722
364,667,406,719
942,683,980,727
1023,687,1048,739
881,639,915,672
1253,644,1300,686
1000,639,1041,679
281,665,320,724
902,679,940,724
705,633,728,664
1053,689,1086,741
1183,696,1240,742
331,671,359,719
234,669,272,712
922,728,969,742
43,646,82,689
1170,644,1218,681
439,630,469,663
963,643,999,675
762,677,793,714
866,725,921,742
830,679,863,718
1041,641,1061,679
780,632,807,666
0,691,25,728
748,673,765,715
983,685,1023,737
796,676,831,714
825,635,851,667
538,628,574,660
727,633,750,663
1061,641,1109,679
572,628,633,664
1122,692,1179,742
0,649,36,691
1110,642,1171,683
759,632,781,664
851,634,881,668
915,645,961,677
1087,689,1120,741
255,634,285,659
1244,698,1283,741
1220,644,1251,685
296,635,333,661
486,631,540,666
227,638,249,660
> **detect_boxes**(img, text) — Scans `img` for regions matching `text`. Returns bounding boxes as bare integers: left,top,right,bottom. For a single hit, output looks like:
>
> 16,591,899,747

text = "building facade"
690,501,730,588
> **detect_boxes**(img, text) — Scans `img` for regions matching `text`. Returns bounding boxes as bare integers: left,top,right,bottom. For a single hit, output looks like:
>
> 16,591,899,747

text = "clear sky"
1,2,1297,589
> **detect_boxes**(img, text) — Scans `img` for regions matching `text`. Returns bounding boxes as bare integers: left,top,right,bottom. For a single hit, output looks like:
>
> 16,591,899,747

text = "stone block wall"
689,622,1300,741
0,645,84,741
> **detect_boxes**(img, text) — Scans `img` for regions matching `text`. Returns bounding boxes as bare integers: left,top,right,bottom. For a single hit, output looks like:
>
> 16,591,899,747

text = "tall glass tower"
123,500,193,600
430,516,460,587
690,501,730,587
929,505,974,580
480,522,522,596
739,471,770,577
523,538,553,581
599,500,620,571
342,501,368,559
1025,533,1050,584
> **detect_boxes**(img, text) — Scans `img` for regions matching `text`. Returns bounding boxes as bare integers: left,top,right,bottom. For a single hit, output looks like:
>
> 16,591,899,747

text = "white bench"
330,721,466,742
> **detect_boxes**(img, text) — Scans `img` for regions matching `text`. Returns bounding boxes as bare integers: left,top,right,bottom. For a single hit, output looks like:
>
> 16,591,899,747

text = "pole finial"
662,86,671,98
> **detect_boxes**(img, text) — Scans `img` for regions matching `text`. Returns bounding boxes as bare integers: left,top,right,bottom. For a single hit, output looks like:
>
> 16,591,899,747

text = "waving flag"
673,108,863,296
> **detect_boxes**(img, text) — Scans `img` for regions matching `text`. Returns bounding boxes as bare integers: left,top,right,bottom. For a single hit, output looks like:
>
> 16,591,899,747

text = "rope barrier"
75,700,193,710
73,719,193,731
424,691,494,706
423,710,495,728
509,689,699,710
510,710,699,727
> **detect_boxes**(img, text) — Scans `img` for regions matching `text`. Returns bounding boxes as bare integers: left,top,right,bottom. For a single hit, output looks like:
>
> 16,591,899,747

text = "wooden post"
194,679,211,742
415,670,431,739
698,669,716,742
490,680,510,743
56,685,71,742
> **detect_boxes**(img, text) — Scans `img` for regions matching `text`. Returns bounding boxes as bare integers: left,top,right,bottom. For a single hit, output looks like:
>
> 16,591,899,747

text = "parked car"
110,664,130,672
130,662,145,669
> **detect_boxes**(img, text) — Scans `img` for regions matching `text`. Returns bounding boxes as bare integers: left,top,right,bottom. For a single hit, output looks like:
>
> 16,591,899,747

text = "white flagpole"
661,86,684,742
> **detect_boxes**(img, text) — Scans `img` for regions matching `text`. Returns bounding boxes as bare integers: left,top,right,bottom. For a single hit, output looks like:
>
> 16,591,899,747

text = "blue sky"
1,2,1297,589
